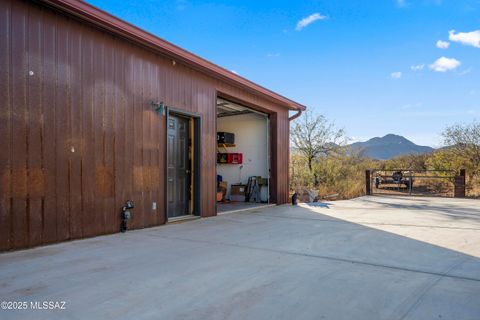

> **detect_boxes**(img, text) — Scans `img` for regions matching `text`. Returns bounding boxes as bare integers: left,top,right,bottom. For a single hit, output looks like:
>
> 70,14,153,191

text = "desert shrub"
290,150,377,200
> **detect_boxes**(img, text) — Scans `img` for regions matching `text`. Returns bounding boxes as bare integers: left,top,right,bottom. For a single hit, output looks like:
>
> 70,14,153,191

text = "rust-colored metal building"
0,0,305,250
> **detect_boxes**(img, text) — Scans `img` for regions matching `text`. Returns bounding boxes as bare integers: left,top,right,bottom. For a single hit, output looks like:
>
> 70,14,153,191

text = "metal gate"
365,169,466,198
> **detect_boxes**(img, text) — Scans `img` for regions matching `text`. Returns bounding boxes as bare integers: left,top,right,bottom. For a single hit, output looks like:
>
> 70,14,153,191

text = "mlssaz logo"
30,301,67,310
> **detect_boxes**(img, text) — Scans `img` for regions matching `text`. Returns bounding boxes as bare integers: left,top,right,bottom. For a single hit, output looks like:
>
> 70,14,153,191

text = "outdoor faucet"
121,200,135,233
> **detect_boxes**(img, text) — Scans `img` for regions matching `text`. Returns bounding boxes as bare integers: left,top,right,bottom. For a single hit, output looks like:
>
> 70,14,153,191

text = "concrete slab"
1,195,479,319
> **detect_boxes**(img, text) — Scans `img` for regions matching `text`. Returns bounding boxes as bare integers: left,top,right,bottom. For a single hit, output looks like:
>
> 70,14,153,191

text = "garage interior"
216,98,272,213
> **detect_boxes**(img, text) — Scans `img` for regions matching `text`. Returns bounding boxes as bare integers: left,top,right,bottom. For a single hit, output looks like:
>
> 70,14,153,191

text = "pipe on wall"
288,109,302,121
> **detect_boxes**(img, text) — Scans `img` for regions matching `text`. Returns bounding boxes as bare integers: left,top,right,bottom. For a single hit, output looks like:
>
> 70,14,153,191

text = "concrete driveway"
1,196,479,320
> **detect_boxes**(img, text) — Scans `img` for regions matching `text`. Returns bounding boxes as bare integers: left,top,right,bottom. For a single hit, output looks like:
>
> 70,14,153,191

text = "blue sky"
87,0,479,147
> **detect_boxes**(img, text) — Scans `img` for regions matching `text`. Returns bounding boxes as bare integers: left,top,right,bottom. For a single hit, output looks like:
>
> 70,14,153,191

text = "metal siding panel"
113,43,126,234
156,61,166,225
280,111,289,203
132,55,144,229
155,62,164,224
148,61,157,225
142,57,152,227
269,113,278,204
285,113,290,203
41,9,57,244
0,0,12,250
68,19,83,239
123,48,134,231
81,32,96,238
103,35,116,233
55,14,70,241
27,5,44,246
279,111,285,204
93,32,106,235
202,87,216,217
11,0,28,249
152,59,162,225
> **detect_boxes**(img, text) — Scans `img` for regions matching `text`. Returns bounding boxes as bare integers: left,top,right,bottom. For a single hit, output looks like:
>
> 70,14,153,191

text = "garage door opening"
216,98,273,214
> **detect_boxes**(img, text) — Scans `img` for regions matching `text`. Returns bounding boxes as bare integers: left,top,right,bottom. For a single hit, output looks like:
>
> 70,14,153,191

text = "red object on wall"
217,153,243,164
228,153,243,164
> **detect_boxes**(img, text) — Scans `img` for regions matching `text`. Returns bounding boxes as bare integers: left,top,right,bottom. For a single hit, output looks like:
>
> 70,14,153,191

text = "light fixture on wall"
150,101,166,116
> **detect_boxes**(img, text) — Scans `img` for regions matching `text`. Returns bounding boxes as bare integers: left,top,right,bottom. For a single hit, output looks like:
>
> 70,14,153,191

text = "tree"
384,153,428,171
290,110,346,186
442,120,480,176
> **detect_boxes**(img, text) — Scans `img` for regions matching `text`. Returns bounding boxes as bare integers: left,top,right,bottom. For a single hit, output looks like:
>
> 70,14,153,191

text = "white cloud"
436,40,450,49
397,0,443,8
230,70,238,74
296,13,327,31
429,57,461,72
391,71,402,79
349,136,369,143
410,64,424,71
448,30,480,48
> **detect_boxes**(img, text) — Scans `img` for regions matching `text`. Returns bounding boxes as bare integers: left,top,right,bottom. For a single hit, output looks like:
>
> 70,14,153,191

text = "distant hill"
348,134,434,160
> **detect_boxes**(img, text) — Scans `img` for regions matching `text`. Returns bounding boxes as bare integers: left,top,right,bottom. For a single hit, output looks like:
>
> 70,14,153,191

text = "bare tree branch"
291,110,347,184
442,120,480,175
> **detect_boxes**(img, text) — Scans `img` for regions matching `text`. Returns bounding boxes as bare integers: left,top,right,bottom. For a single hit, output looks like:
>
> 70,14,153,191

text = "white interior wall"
217,113,269,201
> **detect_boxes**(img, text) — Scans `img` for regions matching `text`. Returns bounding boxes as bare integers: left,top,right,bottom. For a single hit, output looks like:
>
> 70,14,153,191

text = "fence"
365,169,466,198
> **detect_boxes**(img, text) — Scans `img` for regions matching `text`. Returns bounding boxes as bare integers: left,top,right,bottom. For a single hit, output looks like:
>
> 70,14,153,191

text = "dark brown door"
167,115,190,218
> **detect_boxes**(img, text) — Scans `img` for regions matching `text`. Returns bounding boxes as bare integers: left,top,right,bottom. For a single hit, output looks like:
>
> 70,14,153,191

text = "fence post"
409,171,413,195
454,169,466,198
365,170,371,195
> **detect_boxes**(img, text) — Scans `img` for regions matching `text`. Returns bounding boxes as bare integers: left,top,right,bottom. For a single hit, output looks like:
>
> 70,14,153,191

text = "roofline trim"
37,0,306,111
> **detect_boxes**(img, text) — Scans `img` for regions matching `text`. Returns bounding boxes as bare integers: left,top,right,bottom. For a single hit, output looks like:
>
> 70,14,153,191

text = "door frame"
165,107,202,221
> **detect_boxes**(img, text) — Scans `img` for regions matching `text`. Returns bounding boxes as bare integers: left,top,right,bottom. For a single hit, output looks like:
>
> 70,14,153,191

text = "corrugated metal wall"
0,0,291,250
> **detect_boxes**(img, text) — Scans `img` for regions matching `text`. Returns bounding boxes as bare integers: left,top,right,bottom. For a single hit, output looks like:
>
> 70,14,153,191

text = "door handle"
186,170,191,174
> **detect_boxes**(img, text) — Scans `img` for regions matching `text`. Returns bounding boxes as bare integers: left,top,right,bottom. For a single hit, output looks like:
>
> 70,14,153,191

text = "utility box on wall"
217,132,235,144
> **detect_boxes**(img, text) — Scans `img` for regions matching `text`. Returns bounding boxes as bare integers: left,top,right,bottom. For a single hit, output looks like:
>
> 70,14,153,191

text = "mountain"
349,134,434,160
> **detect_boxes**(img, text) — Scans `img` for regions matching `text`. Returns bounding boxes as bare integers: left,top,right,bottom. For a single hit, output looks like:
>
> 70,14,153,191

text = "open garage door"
216,98,272,213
